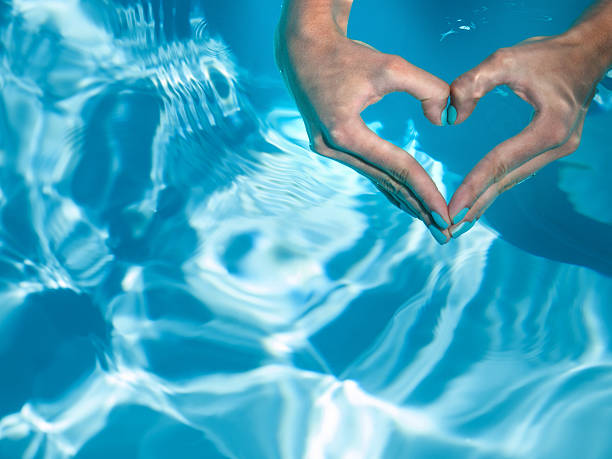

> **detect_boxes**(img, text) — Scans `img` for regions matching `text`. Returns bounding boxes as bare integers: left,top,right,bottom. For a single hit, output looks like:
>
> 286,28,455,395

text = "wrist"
278,0,352,41
564,4,612,72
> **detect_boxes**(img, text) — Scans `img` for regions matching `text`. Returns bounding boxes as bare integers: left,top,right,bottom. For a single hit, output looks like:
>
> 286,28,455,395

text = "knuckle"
544,120,571,147
551,133,581,159
461,180,481,203
326,122,353,148
363,83,382,103
379,55,403,82
379,55,407,92
482,155,508,185
385,180,400,197
564,133,581,152
552,97,575,117
373,176,399,196
451,74,474,99
492,161,509,183
384,54,404,71
491,47,514,67
390,165,415,186
454,71,487,100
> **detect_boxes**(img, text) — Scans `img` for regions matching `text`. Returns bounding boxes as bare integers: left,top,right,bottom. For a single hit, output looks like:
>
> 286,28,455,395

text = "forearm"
566,0,612,71
278,0,354,38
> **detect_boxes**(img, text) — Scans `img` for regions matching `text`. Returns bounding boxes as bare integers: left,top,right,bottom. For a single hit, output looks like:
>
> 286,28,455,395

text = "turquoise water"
0,0,611,458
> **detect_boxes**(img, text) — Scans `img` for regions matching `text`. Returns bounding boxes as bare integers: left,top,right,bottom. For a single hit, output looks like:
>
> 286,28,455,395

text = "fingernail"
447,105,457,125
440,107,448,126
452,207,469,225
428,225,448,245
451,220,476,239
431,211,449,230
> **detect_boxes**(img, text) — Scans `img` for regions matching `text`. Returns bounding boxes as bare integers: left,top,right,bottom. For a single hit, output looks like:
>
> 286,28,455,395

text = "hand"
275,3,453,243
447,32,612,238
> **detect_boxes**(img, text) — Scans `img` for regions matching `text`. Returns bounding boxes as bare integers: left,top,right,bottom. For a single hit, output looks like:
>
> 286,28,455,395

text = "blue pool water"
1,0,611,457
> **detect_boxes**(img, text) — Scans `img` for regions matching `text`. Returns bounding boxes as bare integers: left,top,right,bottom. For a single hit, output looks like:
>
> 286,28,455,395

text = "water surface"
0,1,611,458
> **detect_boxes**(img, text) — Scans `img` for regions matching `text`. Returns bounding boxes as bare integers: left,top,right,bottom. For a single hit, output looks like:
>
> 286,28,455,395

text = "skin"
275,0,453,243
447,0,612,236
276,0,612,242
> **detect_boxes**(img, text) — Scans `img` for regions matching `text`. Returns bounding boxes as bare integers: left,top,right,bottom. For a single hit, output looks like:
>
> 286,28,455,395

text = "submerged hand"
275,1,452,243
447,29,612,237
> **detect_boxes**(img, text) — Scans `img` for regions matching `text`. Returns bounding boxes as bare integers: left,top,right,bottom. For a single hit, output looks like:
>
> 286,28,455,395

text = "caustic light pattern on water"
1,0,612,458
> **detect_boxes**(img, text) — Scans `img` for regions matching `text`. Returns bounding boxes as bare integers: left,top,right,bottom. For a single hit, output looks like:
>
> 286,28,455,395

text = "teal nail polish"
451,220,476,239
528,111,535,123
441,107,448,126
452,207,469,225
429,225,448,245
447,105,457,125
431,211,449,230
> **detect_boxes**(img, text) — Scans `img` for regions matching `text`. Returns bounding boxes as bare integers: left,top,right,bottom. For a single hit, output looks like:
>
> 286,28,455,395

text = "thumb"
382,55,450,125
450,48,512,124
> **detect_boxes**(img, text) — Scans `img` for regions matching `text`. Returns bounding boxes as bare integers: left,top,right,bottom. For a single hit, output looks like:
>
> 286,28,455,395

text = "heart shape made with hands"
428,34,598,244
277,29,606,244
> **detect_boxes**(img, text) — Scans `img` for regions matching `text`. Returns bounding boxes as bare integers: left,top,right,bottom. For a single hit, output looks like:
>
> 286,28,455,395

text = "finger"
369,169,450,245
310,132,430,222
320,141,435,223
448,111,585,240
381,55,450,126
455,152,552,229
447,114,567,224
368,168,451,245
311,130,451,244
374,184,419,219
449,133,581,239
329,119,451,223
450,48,518,124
